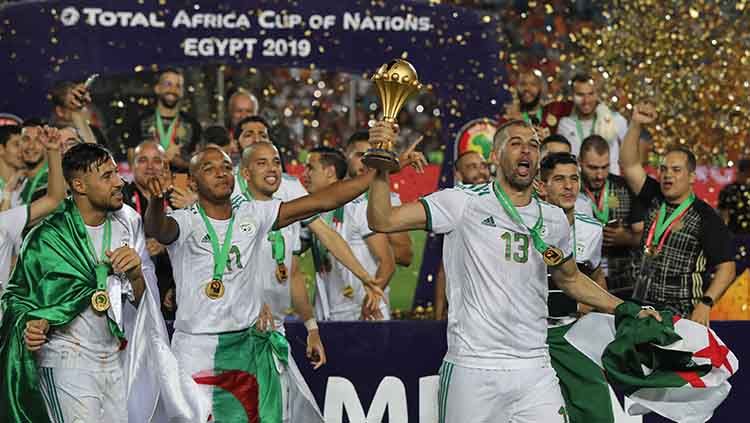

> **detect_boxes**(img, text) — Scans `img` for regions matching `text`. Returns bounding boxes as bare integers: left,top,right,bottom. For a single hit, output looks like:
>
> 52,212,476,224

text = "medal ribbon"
239,178,286,264
644,194,695,254
584,179,610,224
575,114,597,142
492,181,549,255
197,205,236,281
522,108,543,125
23,162,48,204
83,217,112,292
155,111,179,150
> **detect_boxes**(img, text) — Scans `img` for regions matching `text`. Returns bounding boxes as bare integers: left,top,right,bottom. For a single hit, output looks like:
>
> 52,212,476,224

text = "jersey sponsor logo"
481,216,497,227
576,243,585,257
200,233,211,243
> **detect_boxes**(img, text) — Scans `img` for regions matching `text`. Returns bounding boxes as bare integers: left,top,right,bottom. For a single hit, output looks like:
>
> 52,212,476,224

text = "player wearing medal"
144,140,382,421
620,103,736,324
538,152,612,423
366,119,660,423
303,147,396,321
2,143,152,422
237,142,345,421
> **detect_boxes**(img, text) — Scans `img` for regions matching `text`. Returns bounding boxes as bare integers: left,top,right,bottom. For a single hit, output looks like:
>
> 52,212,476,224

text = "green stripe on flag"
548,323,614,423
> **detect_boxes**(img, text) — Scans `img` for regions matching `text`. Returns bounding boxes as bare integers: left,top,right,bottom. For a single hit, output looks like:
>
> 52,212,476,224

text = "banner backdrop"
285,321,749,423
0,0,510,309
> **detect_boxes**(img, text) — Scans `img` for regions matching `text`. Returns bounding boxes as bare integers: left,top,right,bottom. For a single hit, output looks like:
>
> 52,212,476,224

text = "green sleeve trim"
292,250,302,256
419,198,432,232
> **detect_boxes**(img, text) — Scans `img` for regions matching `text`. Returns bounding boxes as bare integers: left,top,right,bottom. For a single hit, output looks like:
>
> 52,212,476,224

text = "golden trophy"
362,59,423,171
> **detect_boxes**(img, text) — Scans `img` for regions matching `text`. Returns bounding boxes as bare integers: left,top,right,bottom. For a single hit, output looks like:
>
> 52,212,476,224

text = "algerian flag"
0,199,208,423
172,328,290,422
564,303,739,423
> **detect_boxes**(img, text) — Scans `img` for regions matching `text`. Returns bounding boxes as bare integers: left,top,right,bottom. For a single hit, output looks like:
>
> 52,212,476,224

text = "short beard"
159,96,179,109
24,157,44,169
518,92,541,112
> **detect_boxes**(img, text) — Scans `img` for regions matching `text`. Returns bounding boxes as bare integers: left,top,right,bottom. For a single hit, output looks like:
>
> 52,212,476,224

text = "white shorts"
328,303,391,321
438,361,567,423
39,366,127,423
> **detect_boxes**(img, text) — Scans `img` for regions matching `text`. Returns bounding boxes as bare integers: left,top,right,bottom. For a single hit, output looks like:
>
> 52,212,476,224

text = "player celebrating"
366,120,659,423
144,141,382,421
538,152,612,422
2,143,151,422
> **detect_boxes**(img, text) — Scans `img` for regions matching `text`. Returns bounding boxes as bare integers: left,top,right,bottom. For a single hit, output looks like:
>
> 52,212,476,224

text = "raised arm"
143,176,179,244
367,168,428,233
28,127,66,226
388,232,413,267
620,103,656,195
275,172,374,230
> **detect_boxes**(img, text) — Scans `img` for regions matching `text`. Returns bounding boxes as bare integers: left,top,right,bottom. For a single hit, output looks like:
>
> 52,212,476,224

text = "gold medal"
342,285,354,299
275,263,288,283
643,245,657,256
205,279,225,300
608,195,619,209
542,246,565,266
546,114,557,127
91,290,110,313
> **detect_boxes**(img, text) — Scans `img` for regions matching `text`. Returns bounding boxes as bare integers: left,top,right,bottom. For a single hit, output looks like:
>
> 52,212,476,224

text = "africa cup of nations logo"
454,118,498,162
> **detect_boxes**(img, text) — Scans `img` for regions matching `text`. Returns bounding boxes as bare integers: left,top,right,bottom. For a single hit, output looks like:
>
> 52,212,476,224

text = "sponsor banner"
284,320,749,423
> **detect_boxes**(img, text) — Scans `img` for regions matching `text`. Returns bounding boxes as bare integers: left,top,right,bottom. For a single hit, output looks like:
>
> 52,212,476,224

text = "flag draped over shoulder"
0,199,119,423
565,303,739,423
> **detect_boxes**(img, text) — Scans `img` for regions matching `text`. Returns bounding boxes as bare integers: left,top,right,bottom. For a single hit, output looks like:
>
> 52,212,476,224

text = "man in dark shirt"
578,134,644,299
126,68,201,172
718,158,750,235
122,140,176,318
620,103,736,324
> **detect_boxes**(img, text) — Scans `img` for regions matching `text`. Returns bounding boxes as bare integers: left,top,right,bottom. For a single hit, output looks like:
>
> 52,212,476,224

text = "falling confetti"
564,0,750,164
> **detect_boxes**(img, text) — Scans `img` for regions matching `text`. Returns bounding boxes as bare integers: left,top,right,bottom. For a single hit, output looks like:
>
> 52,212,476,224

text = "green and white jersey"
572,212,603,271
548,213,603,323
167,198,281,335
315,195,377,320
422,182,572,369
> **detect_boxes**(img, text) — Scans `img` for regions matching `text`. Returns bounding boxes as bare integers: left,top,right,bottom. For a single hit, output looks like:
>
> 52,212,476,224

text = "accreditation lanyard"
23,162,48,204
155,111,179,150
197,205,236,281
493,181,550,255
83,217,112,292
522,108,543,125
584,179,610,224
575,114,597,142
644,194,695,255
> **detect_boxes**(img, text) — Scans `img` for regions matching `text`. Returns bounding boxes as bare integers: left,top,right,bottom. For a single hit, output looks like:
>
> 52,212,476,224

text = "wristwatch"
700,295,715,307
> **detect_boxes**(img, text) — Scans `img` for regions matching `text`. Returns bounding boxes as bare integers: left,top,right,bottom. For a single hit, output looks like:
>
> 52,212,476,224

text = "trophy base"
362,149,400,172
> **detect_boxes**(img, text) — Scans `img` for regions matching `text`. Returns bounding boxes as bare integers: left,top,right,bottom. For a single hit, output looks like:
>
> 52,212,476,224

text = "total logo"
60,7,80,26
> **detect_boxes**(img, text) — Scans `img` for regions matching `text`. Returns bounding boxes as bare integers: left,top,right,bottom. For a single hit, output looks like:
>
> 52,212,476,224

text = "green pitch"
298,230,427,312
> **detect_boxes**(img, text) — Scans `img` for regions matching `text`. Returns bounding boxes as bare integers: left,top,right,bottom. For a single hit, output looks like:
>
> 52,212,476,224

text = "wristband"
304,319,319,331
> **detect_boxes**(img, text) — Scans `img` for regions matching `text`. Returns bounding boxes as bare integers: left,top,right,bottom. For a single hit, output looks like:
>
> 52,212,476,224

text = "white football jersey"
38,205,148,370
423,182,572,369
572,212,603,271
167,199,281,334
0,205,27,289
315,196,376,320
